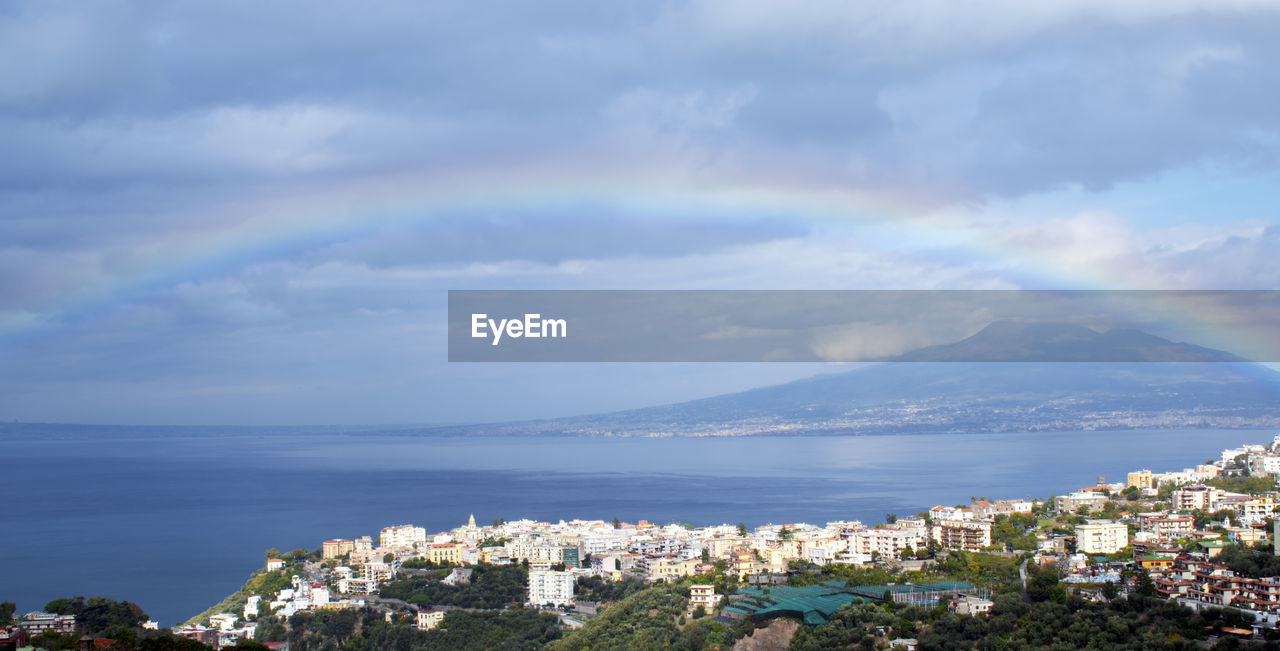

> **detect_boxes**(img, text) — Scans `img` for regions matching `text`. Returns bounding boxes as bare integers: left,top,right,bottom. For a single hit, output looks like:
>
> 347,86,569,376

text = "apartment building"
1172,485,1221,512
1127,470,1154,490
1222,495,1274,525
322,539,355,559
1140,513,1194,542
643,556,700,581
380,524,427,550
416,610,445,631
1075,520,1129,554
425,543,466,565
849,525,927,559
1154,556,1280,614
1055,491,1109,514
690,585,718,611
930,520,993,552
527,563,575,607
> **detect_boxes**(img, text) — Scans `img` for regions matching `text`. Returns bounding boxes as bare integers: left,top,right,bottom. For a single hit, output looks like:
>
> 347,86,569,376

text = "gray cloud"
5,1,1280,423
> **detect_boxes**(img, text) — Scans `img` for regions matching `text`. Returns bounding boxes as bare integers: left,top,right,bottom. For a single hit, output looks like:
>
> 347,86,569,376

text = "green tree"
1134,569,1156,598
738,522,749,536
612,515,622,529
0,601,14,626
1101,581,1118,600
885,513,898,524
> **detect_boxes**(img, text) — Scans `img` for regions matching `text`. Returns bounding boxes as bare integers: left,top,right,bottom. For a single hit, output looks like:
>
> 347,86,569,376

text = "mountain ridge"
418,322,1280,437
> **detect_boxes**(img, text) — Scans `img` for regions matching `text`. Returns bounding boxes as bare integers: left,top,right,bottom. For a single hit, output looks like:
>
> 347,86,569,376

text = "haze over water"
2,428,1266,625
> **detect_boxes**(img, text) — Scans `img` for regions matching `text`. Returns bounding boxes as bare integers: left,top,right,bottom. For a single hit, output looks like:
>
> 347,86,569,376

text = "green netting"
739,581,976,625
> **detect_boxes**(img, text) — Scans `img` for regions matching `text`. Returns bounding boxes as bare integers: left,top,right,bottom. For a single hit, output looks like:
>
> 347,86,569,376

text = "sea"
1,427,1270,625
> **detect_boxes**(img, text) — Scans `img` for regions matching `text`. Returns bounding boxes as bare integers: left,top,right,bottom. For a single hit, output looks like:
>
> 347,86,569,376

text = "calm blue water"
0,428,1269,624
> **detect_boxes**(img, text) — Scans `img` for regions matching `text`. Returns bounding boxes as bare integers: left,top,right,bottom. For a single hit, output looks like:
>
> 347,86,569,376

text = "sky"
3,0,1280,425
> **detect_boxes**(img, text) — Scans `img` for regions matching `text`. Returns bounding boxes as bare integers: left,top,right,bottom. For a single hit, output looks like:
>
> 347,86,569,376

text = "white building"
930,520,993,552
690,584,718,612
208,614,239,632
1075,520,1129,554
243,596,261,620
849,524,927,559
1172,485,1221,512
380,524,427,549
416,610,445,631
527,563,575,607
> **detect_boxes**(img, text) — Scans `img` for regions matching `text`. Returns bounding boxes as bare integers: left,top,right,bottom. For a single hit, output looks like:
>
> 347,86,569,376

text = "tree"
778,527,793,541
693,605,707,619
0,602,14,626
264,548,283,561
738,522,749,536
612,516,622,529
492,516,506,527
885,513,898,524
701,548,710,563
383,553,395,563
1134,569,1156,598
1101,581,1118,601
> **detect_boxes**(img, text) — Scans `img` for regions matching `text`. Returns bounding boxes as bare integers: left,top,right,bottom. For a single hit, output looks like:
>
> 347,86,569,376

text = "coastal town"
10,436,1280,649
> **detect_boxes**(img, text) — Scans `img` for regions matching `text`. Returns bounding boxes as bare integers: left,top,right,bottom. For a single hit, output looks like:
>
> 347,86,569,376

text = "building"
1141,514,1194,542
1056,492,1109,514
209,613,239,632
505,542,580,566
527,563,575,607
18,613,76,634
0,627,27,650
644,556,700,581
1127,470,1154,490
690,584,718,612
416,610,445,631
1075,520,1129,554
1225,496,1274,525
359,561,396,582
849,524,928,559
322,539,355,559
380,524,427,550
244,596,261,620
425,543,466,565
950,595,994,616
1154,555,1280,614
266,558,285,571
1172,485,1221,512
930,521,992,552
442,568,473,586
928,506,973,522
338,577,378,595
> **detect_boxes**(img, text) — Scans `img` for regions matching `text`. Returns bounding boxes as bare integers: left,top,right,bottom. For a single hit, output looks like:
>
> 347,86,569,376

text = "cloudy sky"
3,0,1280,425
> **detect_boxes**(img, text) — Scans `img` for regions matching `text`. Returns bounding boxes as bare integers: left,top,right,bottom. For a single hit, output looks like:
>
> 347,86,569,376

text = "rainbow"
2,163,1270,359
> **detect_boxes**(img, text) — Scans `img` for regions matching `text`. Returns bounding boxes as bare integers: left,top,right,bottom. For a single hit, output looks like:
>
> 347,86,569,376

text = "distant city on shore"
11,434,1280,649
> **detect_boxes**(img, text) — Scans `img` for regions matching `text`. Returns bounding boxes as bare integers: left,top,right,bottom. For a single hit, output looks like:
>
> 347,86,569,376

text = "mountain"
420,322,1280,437
887,321,1245,362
